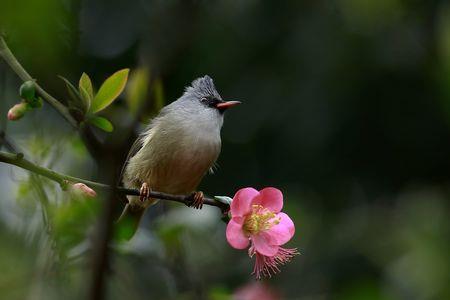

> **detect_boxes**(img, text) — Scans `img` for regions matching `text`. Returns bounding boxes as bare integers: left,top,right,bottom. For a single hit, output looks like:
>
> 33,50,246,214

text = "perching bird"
118,75,240,238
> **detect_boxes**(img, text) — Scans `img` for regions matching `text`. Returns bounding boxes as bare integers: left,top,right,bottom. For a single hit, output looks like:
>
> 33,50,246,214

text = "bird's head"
184,75,241,114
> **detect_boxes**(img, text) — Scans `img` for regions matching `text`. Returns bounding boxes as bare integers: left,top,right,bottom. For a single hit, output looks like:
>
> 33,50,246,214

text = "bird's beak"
216,100,241,110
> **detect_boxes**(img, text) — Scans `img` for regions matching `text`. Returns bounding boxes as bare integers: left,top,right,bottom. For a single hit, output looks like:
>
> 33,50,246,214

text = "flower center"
243,205,280,235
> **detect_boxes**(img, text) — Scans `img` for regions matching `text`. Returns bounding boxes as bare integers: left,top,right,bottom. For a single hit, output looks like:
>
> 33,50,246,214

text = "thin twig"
0,150,229,211
0,36,78,127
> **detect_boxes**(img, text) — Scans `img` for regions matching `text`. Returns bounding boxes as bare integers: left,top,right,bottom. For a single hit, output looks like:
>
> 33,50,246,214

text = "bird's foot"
188,191,204,209
139,182,150,202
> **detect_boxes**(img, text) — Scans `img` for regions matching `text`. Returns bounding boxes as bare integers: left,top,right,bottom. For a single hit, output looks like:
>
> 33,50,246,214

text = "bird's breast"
152,134,221,194
129,121,221,195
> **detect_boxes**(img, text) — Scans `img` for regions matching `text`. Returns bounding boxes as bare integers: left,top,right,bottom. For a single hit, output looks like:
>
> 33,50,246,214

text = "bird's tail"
115,203,145,241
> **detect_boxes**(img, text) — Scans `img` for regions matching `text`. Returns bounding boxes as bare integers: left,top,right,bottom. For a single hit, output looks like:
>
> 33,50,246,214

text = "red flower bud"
7,102,29,121
71,183,97,198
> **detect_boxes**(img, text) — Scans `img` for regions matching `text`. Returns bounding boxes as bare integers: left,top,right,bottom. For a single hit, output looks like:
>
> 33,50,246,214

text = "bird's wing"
118,137,143,185
118,112,165,186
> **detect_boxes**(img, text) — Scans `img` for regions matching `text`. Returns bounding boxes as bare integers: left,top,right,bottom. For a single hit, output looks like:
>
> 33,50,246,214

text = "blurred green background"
1,0,449,299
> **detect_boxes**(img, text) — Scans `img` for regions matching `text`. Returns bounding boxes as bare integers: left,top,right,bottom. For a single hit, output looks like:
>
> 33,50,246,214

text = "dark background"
0,1,449,299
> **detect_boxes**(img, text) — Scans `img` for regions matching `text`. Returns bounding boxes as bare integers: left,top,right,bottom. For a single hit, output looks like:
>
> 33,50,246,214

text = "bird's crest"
185,75,222,100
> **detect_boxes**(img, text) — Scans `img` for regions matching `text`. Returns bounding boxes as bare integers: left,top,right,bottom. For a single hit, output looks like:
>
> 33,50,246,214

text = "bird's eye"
200,96,221,108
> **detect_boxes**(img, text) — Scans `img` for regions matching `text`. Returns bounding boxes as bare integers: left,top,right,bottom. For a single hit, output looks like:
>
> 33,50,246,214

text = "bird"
117,75,240,239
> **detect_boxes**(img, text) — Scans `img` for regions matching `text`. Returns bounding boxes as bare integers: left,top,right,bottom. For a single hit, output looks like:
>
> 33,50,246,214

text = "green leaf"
19,81,36,101
208,286,232,300
28,96,43,108
125,67,149,115
79,73,94,100
114,216,138,241
79,86,91,112
58,75,83,108
79,73,93,112
90,69,129,113
88,116,114,132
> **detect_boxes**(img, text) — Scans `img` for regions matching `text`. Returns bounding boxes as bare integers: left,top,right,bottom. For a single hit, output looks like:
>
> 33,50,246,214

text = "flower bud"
71,183,97,198
19,81,36,101
7,102,29,121
28,96,43,109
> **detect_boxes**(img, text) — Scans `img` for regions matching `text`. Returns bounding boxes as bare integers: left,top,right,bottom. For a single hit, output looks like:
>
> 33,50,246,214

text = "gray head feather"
184,75,222,101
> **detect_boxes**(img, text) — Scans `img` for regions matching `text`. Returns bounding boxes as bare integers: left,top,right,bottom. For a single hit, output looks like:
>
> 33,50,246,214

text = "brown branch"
0,150,229,212
89,156,119,300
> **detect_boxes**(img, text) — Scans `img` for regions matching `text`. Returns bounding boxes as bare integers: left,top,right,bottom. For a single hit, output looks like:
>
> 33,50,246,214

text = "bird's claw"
140,182,150,202
188,191,204,209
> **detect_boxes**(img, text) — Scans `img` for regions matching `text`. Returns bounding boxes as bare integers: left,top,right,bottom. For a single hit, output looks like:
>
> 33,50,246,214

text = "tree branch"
0,150,229,212
0,36,78,127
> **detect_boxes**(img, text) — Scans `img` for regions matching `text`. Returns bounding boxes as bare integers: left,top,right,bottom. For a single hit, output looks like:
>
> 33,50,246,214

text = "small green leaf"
28,96,43,108
58,75,83,108
90,69,129,113
79,86,92,112
88,116,114,132
19,81,36,101
79,73,94,100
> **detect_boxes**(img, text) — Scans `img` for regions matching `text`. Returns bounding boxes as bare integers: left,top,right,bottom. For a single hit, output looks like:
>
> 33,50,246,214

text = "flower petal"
230,187,259,217
252,233,279,256
226,219,249,249
253,187,283,213
266,212,295,245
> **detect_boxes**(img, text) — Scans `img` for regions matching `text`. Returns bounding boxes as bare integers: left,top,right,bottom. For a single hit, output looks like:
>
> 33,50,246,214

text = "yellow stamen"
243,205,279,235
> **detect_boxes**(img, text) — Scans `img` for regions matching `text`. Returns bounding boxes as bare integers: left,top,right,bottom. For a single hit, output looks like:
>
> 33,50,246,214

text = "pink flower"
226,187,299,279
71,183,97,198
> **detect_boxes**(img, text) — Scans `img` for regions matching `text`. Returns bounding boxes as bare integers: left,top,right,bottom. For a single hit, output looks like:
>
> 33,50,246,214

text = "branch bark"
0,150,229,211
